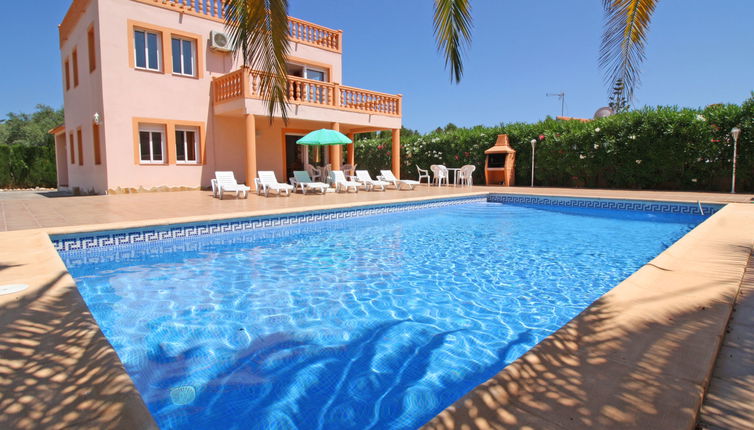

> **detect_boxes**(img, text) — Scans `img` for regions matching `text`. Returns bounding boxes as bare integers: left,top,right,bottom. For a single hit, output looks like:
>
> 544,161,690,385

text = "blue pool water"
60,201,708,430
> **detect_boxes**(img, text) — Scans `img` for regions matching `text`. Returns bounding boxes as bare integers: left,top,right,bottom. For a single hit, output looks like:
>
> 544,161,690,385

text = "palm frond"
225,0,290,121
599,0,658,104
433,0,472,83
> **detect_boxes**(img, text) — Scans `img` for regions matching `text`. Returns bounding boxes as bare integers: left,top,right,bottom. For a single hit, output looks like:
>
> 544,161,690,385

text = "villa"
51,0,402,194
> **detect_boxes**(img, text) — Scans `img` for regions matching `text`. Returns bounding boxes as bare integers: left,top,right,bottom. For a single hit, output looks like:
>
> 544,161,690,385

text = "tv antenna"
546,92,565,116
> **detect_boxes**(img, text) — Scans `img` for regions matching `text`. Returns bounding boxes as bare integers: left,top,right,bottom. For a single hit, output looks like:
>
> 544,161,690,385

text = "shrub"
355,93,753,192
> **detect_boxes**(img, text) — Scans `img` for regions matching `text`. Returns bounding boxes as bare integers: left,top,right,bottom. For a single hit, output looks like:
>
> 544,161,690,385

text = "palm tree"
224,0,291,120
433,0,659,105
226,0,657,117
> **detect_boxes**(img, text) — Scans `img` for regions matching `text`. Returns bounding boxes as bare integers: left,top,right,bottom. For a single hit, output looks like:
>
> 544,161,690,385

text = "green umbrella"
296,129,352,145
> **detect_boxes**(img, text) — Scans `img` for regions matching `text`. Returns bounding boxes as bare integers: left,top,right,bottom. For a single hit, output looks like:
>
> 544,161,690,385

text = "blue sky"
2,0,752,132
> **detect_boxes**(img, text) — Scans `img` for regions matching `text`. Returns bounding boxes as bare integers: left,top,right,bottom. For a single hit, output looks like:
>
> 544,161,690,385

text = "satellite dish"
594,107,615,119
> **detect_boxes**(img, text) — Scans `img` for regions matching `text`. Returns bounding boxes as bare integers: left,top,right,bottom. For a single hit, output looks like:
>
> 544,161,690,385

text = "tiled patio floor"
1,185,751,233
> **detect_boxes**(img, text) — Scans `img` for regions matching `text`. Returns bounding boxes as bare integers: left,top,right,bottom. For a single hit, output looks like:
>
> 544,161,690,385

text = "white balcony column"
329,122,342,171
245,114,257,189
391,128,401,177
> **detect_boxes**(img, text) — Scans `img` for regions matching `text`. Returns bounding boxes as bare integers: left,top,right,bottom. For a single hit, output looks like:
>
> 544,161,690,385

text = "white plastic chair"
305,164,321,182
458,164,476,186
430,165,449,187
416,165,430,185
257,171,295,197
214,171,250,200
291,171,329,194
330,170,360,193
355,170,391,191
378,170,420,190
341,163,357,177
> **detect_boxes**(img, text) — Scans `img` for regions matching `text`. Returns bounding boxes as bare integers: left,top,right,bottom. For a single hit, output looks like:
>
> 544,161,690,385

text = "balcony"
131,0,342,52
213,68,402,118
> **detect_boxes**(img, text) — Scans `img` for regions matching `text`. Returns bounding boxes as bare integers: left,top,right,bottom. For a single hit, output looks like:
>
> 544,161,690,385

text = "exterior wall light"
93,112,102,125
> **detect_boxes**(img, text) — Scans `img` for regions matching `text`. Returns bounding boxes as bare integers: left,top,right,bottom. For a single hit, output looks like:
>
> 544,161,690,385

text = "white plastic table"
446,167,462,186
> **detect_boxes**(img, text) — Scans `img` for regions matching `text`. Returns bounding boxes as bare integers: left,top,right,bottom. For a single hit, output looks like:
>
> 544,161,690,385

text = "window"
76,128,83,165
134,29,161,71
171,37,195,76
88,26,96,72
92,123,101,165
72,49,79,87
138,124,165,164
69,132,75,164
175,127,199,164
64,59,70,91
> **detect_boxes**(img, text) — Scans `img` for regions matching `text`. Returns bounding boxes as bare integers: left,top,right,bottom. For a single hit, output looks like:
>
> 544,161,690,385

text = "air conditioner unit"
209,30,233,52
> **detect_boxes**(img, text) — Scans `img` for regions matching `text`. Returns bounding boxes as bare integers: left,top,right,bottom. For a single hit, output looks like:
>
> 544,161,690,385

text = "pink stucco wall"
60,0,107,193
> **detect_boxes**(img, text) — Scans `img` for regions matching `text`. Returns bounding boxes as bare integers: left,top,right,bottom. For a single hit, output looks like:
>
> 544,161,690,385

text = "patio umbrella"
296,129,352,145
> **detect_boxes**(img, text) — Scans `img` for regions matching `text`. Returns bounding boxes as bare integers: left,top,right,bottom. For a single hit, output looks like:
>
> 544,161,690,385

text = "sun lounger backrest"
380,170,397,181
215,171,240,187
355,170,372,182
330,170,347,183
258,171,279,185
293,170,312,183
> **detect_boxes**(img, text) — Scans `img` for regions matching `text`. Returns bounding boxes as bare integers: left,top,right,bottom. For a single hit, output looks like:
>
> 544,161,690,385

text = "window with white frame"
134,29,161,71
175,126,199,164
138,124,165,164
171,37,196,77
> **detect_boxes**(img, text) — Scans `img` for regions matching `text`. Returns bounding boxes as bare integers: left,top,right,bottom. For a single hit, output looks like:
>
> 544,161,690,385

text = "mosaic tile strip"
53,196,487,252
487,194,722,216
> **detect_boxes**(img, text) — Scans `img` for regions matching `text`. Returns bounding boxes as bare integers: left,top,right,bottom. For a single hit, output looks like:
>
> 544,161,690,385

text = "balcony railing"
131,0,341,52
213,68,401,117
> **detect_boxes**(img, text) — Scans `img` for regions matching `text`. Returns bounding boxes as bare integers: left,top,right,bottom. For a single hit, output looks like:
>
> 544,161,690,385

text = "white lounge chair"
330,170,360,193
214,171,250,200
355,170,390,191
291,170,329,194
378,170,420,190
258,171,294,197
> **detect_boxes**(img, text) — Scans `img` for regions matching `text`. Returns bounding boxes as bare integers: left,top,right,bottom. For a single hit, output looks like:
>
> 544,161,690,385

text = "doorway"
284,134,306,180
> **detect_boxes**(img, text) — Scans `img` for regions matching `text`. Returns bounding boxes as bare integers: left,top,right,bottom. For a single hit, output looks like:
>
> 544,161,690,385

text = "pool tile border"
52,195,487,252
52,194,723,252
488,194,722,216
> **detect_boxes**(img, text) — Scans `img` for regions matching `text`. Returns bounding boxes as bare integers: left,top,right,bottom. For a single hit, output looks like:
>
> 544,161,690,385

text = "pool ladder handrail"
697,200,704,216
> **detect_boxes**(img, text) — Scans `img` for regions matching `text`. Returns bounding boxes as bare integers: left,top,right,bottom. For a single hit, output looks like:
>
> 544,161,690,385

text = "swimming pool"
58,196,714,429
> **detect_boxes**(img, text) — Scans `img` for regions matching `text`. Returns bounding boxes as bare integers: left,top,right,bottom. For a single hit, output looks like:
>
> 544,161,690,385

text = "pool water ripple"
60,201,707,429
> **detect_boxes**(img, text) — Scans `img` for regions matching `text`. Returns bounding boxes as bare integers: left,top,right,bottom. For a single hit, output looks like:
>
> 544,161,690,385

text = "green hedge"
0,143,57,188
355,94,754,192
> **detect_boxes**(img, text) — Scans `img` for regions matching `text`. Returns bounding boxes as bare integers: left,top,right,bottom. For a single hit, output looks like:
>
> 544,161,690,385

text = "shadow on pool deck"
423,241,750,429
0,268,157,430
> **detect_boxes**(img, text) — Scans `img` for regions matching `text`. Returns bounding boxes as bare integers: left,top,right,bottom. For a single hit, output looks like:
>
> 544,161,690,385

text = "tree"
225,0,291,121
608,78,630,113
0,105,64,146
433,0,658,103
226,0,658,115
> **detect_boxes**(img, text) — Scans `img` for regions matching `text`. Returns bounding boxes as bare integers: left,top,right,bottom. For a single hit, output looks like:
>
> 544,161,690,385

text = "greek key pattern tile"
487,194,722,216
53,196,487,252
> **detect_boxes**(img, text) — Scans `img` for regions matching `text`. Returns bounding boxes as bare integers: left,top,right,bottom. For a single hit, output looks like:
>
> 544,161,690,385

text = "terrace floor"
1,185,753,430
0,185,751,233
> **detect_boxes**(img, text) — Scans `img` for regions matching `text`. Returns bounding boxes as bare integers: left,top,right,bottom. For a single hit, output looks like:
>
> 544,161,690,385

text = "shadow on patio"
0,269,157,430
